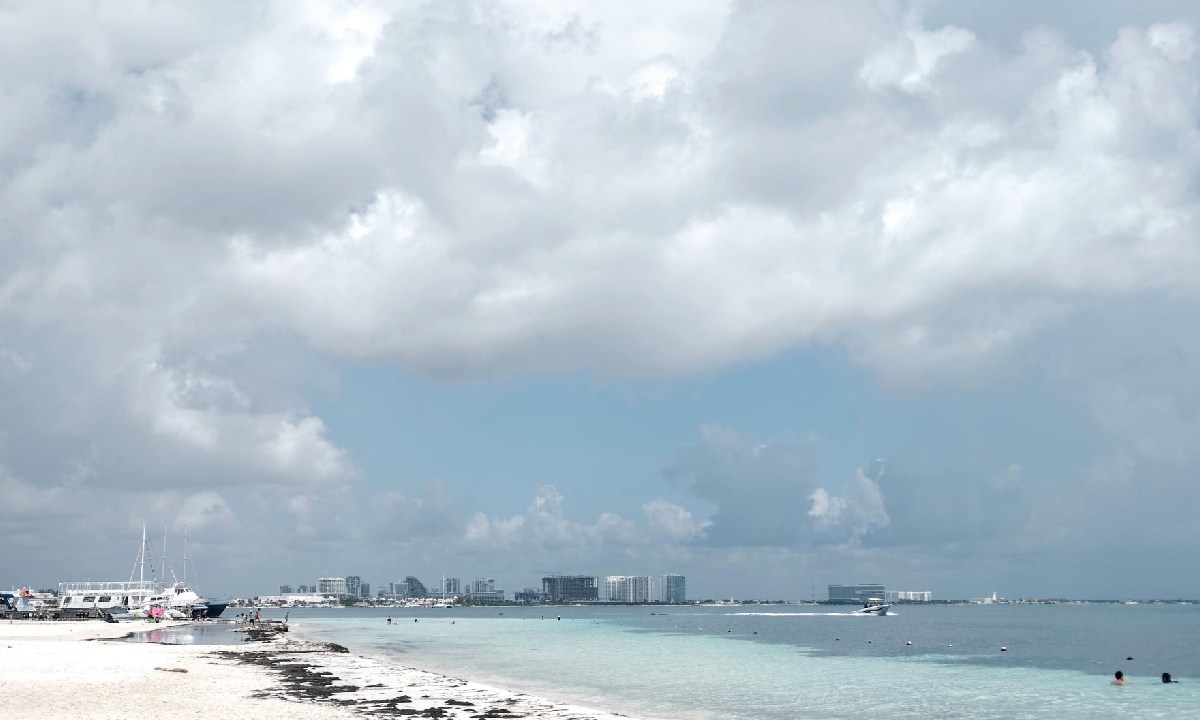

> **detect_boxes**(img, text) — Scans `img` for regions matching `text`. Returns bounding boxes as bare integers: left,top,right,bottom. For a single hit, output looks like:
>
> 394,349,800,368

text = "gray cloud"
874,460,1032,549
365,478,457,543
664,426,891,547
3,1,1200,597
6,2,1199,408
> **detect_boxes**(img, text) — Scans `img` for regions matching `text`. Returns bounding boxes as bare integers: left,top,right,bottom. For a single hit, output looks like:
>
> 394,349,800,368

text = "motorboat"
856,598,890,615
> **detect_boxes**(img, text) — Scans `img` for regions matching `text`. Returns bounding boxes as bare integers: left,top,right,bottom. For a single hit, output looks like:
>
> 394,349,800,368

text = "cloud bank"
2,1,1199,597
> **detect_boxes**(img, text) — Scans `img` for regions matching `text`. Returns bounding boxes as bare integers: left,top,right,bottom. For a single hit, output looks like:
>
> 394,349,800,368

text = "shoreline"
1,620,645,719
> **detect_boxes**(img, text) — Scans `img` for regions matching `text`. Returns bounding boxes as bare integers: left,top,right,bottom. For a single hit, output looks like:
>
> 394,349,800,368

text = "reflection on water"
126,623,240,646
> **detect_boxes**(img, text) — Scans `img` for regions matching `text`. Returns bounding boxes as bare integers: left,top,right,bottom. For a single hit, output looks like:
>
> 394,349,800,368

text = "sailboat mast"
140,523,147,584
161,525,168,585
181,526,188,585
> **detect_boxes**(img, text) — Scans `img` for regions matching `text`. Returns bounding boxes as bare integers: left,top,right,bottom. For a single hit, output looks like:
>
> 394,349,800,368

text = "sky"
2,0,1199,601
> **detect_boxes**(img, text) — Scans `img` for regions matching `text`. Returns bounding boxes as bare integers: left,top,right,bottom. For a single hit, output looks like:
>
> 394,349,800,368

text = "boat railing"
59,580,160,594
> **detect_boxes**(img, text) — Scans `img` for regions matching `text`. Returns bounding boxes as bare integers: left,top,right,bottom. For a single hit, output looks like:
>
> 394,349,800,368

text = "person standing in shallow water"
1112,671,1125,685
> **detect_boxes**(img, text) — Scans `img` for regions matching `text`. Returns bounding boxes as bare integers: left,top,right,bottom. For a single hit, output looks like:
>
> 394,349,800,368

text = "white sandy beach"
1,620,644,720
1,620,356,720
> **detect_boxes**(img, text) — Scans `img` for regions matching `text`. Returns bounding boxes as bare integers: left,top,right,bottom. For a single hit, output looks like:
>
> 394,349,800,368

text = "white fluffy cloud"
464,485,637,552
807,488,846,524
5,3,1199,445
465,511,527,546
859,22,976,93
643,498,711,542
3,1,1200,596
7,2,1197,399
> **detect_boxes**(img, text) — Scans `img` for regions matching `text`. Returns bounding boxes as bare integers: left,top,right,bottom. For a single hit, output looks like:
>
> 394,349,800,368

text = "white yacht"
58,525,227,618
58,579,161,614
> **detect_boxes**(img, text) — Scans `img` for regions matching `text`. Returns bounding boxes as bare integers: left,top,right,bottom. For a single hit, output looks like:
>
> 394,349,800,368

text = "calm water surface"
126,622,244,645
264,604,1198,720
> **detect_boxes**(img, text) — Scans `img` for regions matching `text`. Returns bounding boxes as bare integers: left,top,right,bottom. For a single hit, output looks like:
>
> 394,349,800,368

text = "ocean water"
266,604,1198,720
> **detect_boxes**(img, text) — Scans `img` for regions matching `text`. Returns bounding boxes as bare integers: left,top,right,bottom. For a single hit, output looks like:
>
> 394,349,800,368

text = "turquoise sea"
262,603,1198,720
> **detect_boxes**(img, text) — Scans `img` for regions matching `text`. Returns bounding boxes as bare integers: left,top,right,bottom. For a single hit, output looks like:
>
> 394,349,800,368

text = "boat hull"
201,601,229,618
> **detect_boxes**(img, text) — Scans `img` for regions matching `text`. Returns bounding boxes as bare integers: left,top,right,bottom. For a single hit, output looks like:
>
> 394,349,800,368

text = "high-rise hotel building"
660,574,686,603
542,575,599,602
317,577,347,597
605,575,653,602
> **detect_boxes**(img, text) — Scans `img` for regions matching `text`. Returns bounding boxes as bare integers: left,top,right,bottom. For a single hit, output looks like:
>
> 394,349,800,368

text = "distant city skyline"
267,572,691,602
3,1,1200,601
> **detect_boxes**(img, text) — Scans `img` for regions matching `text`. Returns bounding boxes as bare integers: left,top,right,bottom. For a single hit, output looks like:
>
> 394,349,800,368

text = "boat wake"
728,612,898,617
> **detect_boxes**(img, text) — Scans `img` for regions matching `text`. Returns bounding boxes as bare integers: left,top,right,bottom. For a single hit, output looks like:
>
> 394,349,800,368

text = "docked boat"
201,599,230,617
130,603,188,621
58,579,160,615
1,588,55,616
58,525,228,619
174,527,229,618
58,581,227,618
856,598,890,615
